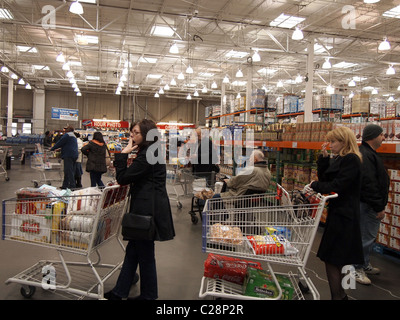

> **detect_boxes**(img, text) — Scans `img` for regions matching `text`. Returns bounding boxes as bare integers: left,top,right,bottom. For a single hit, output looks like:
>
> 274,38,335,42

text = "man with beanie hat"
354,124,389,285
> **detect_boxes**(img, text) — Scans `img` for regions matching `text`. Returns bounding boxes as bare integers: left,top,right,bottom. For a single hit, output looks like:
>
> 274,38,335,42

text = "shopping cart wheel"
20,285,36,298
191,215,199,225
5,177,9,181
33,181,39,188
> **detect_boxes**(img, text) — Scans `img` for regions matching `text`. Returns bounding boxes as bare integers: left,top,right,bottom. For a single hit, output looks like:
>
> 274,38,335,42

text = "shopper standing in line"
310,126,364,300
50,125,78,189
105,119,175,300
81,131,109,187
74,132,84,188
354,124,389,285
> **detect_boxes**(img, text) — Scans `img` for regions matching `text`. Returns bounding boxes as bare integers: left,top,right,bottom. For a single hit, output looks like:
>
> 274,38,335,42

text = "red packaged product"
203,253,263,285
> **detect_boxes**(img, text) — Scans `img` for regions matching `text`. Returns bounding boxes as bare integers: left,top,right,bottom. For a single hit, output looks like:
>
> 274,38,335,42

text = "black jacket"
81,140,108,173
359,141,390,212
114,147,175,241
311,153,364,266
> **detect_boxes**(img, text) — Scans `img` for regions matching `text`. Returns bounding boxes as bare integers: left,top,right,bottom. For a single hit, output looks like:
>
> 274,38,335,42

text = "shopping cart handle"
303,185,338,200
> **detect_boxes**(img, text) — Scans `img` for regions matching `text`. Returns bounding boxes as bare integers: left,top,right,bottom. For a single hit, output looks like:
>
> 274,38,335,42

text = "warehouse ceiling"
1,0,400,100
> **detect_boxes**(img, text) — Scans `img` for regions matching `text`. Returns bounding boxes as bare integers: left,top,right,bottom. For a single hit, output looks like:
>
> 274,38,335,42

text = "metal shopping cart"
0,146,11,181
31,145,63,187
2,184,130,299
166,158,192,209
183,171,221,225
198,184,337,300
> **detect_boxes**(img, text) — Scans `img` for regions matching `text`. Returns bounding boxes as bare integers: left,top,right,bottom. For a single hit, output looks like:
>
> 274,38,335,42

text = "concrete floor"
0,159,399,301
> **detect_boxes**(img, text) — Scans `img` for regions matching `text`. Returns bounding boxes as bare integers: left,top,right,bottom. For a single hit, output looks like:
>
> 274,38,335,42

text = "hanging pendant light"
236,92,241,99
18,78,25,85
202,86,208,93
56,52,65,63
25,83,32,89
69,1,84,15
388,96,394,102
178,72,185,80
292,27,304,40
378,38,391,51
1,66,9,73
295,74,303,83
159,87,164,94
186,65,193,74
186,93,192,100
252,50,261,62
170,78,177,86
364,0,380,4
348,79,356,87
276,80,283,88
154,92,159,98
194,90,199,97
326,84,334,94
386,65,395,75
322,58,331,69
164,83,170,90
349,91,354,98
236,69,243,77
223,75,229,84
211,81,217,89
371,88,378,94
169,43,179,54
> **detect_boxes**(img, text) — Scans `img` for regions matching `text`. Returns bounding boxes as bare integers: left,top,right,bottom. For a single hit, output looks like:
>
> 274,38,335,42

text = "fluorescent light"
33,65,50,70
270,13,305,29
147,74,163,79
236,69,243,77
378,38,391,51
75,34,98,44
150,25,175,37
0,8,14,20
252,50,261,62
199,72,214,77
69,61,82,67
226,50,249,58
17,46,37,53
70,1,84,15
231,80,247,86
386,65,396,75
169,43,179,54
56,52,65,63
364,0,379,3
258,67,277,75
86,75,100,80
332,61,358,69
292,27,304,40
383,5,400,18
139,57,157,64
322,58,331,69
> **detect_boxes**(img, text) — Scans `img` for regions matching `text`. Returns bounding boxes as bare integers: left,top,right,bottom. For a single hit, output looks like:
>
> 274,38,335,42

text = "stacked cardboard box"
250,89,265,109
351,94,370,113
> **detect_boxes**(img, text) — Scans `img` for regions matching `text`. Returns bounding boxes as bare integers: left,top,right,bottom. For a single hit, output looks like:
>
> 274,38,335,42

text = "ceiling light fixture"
292,27,304,40
348,79,356,87
326,84,335,94
236,92,241,99
18,78,25,85
371,88,378,94
222,75,229,84
388,96,394,102
378,37,391,51
194,90,199,97
364,0,380,3
159,87,164,94
178,72,184,80
62,62,70,71
202,86,208,93
154,92,159,98
1,66,9,73
252,50,261,62
295,74,303,83
77,92,82,96
277,80,283,88
322,58,331,69
170,78,177,86
69,1,84,15
211,81,217,89
25,83,32,89
186,65,193,74
387,64,396,75
10,73,18,79
169,43,179,54
186,93,192,100
236,69,243,78
349,91,354,98
164,83,170,90
56,52,65,63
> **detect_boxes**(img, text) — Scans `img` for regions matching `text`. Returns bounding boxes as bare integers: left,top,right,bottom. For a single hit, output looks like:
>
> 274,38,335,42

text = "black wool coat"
81,141,108,173
114,147,175,241
311,153,364,266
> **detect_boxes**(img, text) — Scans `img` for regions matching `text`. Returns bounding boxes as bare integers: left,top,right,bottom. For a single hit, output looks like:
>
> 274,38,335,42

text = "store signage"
82,119,130,128
51,107,79,121
157,123,195,130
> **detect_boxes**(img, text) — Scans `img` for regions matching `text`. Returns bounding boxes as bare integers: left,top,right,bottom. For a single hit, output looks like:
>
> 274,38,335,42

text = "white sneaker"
355,268,371,285
364,264,380,275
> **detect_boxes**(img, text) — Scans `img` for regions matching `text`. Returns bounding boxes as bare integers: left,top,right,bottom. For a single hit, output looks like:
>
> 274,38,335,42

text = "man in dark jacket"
50,125,78,189
354,124,389,285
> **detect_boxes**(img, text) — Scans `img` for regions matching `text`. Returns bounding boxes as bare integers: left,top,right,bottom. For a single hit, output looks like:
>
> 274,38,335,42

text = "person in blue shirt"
50,125,78,189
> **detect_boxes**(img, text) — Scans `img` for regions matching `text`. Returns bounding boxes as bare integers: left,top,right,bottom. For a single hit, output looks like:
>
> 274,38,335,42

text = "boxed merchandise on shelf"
297,98,304,112
351,94,370,113
283,95,298,113
370,98,386,118
250,89,266,109
331,94,344,110
265,94,280,110
343,96,351,114
212,105,221,116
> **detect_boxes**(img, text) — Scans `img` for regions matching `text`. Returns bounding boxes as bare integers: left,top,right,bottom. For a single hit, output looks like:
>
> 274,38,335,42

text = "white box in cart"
10,213,52,243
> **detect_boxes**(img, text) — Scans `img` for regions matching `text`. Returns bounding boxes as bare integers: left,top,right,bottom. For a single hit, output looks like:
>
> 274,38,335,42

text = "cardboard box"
379,223,390,235
390,226,400,239
389,237,400,251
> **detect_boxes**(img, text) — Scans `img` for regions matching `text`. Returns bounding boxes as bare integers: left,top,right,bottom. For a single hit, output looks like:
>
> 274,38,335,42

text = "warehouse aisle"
0,160,399,300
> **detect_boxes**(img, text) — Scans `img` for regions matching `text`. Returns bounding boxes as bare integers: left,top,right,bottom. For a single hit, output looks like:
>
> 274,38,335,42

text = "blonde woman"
310,126,364,300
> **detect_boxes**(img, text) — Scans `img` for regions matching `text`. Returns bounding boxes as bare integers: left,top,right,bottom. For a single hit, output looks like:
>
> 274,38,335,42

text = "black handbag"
121,212,155,241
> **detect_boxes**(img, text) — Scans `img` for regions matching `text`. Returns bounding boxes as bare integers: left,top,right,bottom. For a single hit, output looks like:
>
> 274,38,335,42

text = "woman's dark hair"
131,119,158,148
92,131,105,143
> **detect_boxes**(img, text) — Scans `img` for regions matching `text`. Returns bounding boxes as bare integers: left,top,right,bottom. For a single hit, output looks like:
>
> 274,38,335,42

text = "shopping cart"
183,171,220,225
30,145,63,187
166,159,192,209
2,184,130,299
0,146,10,181
199,184,337,300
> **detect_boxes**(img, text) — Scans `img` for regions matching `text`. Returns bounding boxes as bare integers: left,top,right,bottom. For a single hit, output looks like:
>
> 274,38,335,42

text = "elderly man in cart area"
50,125,78,189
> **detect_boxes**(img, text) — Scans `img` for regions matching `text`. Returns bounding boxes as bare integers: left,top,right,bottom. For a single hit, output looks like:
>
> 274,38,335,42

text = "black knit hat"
362,124,383,141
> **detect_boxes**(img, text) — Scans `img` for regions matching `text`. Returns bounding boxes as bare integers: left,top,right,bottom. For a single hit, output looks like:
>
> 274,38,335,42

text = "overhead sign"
51,107,79,121
82,119,130,128
157,123,195,130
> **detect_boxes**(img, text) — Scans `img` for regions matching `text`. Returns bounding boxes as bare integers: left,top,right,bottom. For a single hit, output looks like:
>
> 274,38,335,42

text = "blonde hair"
325,126,362,161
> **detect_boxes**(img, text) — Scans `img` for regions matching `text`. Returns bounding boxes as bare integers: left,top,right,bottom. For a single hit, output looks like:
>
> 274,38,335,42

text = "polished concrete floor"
0,159,399,301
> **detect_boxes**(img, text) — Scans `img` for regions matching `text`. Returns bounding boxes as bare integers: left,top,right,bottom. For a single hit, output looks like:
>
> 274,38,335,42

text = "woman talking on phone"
310,126,364,300
105,119,175,300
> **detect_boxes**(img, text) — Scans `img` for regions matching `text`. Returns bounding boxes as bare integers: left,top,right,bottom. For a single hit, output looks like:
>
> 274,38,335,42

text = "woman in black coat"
105,119,175,300
81,131,109,187
310,126,364,300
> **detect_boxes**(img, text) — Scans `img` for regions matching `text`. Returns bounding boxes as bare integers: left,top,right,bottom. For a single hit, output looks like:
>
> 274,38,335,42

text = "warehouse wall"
1,86,218,134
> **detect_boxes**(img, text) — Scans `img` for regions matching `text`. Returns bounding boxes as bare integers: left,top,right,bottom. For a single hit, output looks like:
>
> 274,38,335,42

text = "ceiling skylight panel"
150,25,176,37
332,62,358,69
270,14,305,29
17,46,38,53
0,8,13,20
383,5,400,18
139,57,158,64
225,50,249,58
